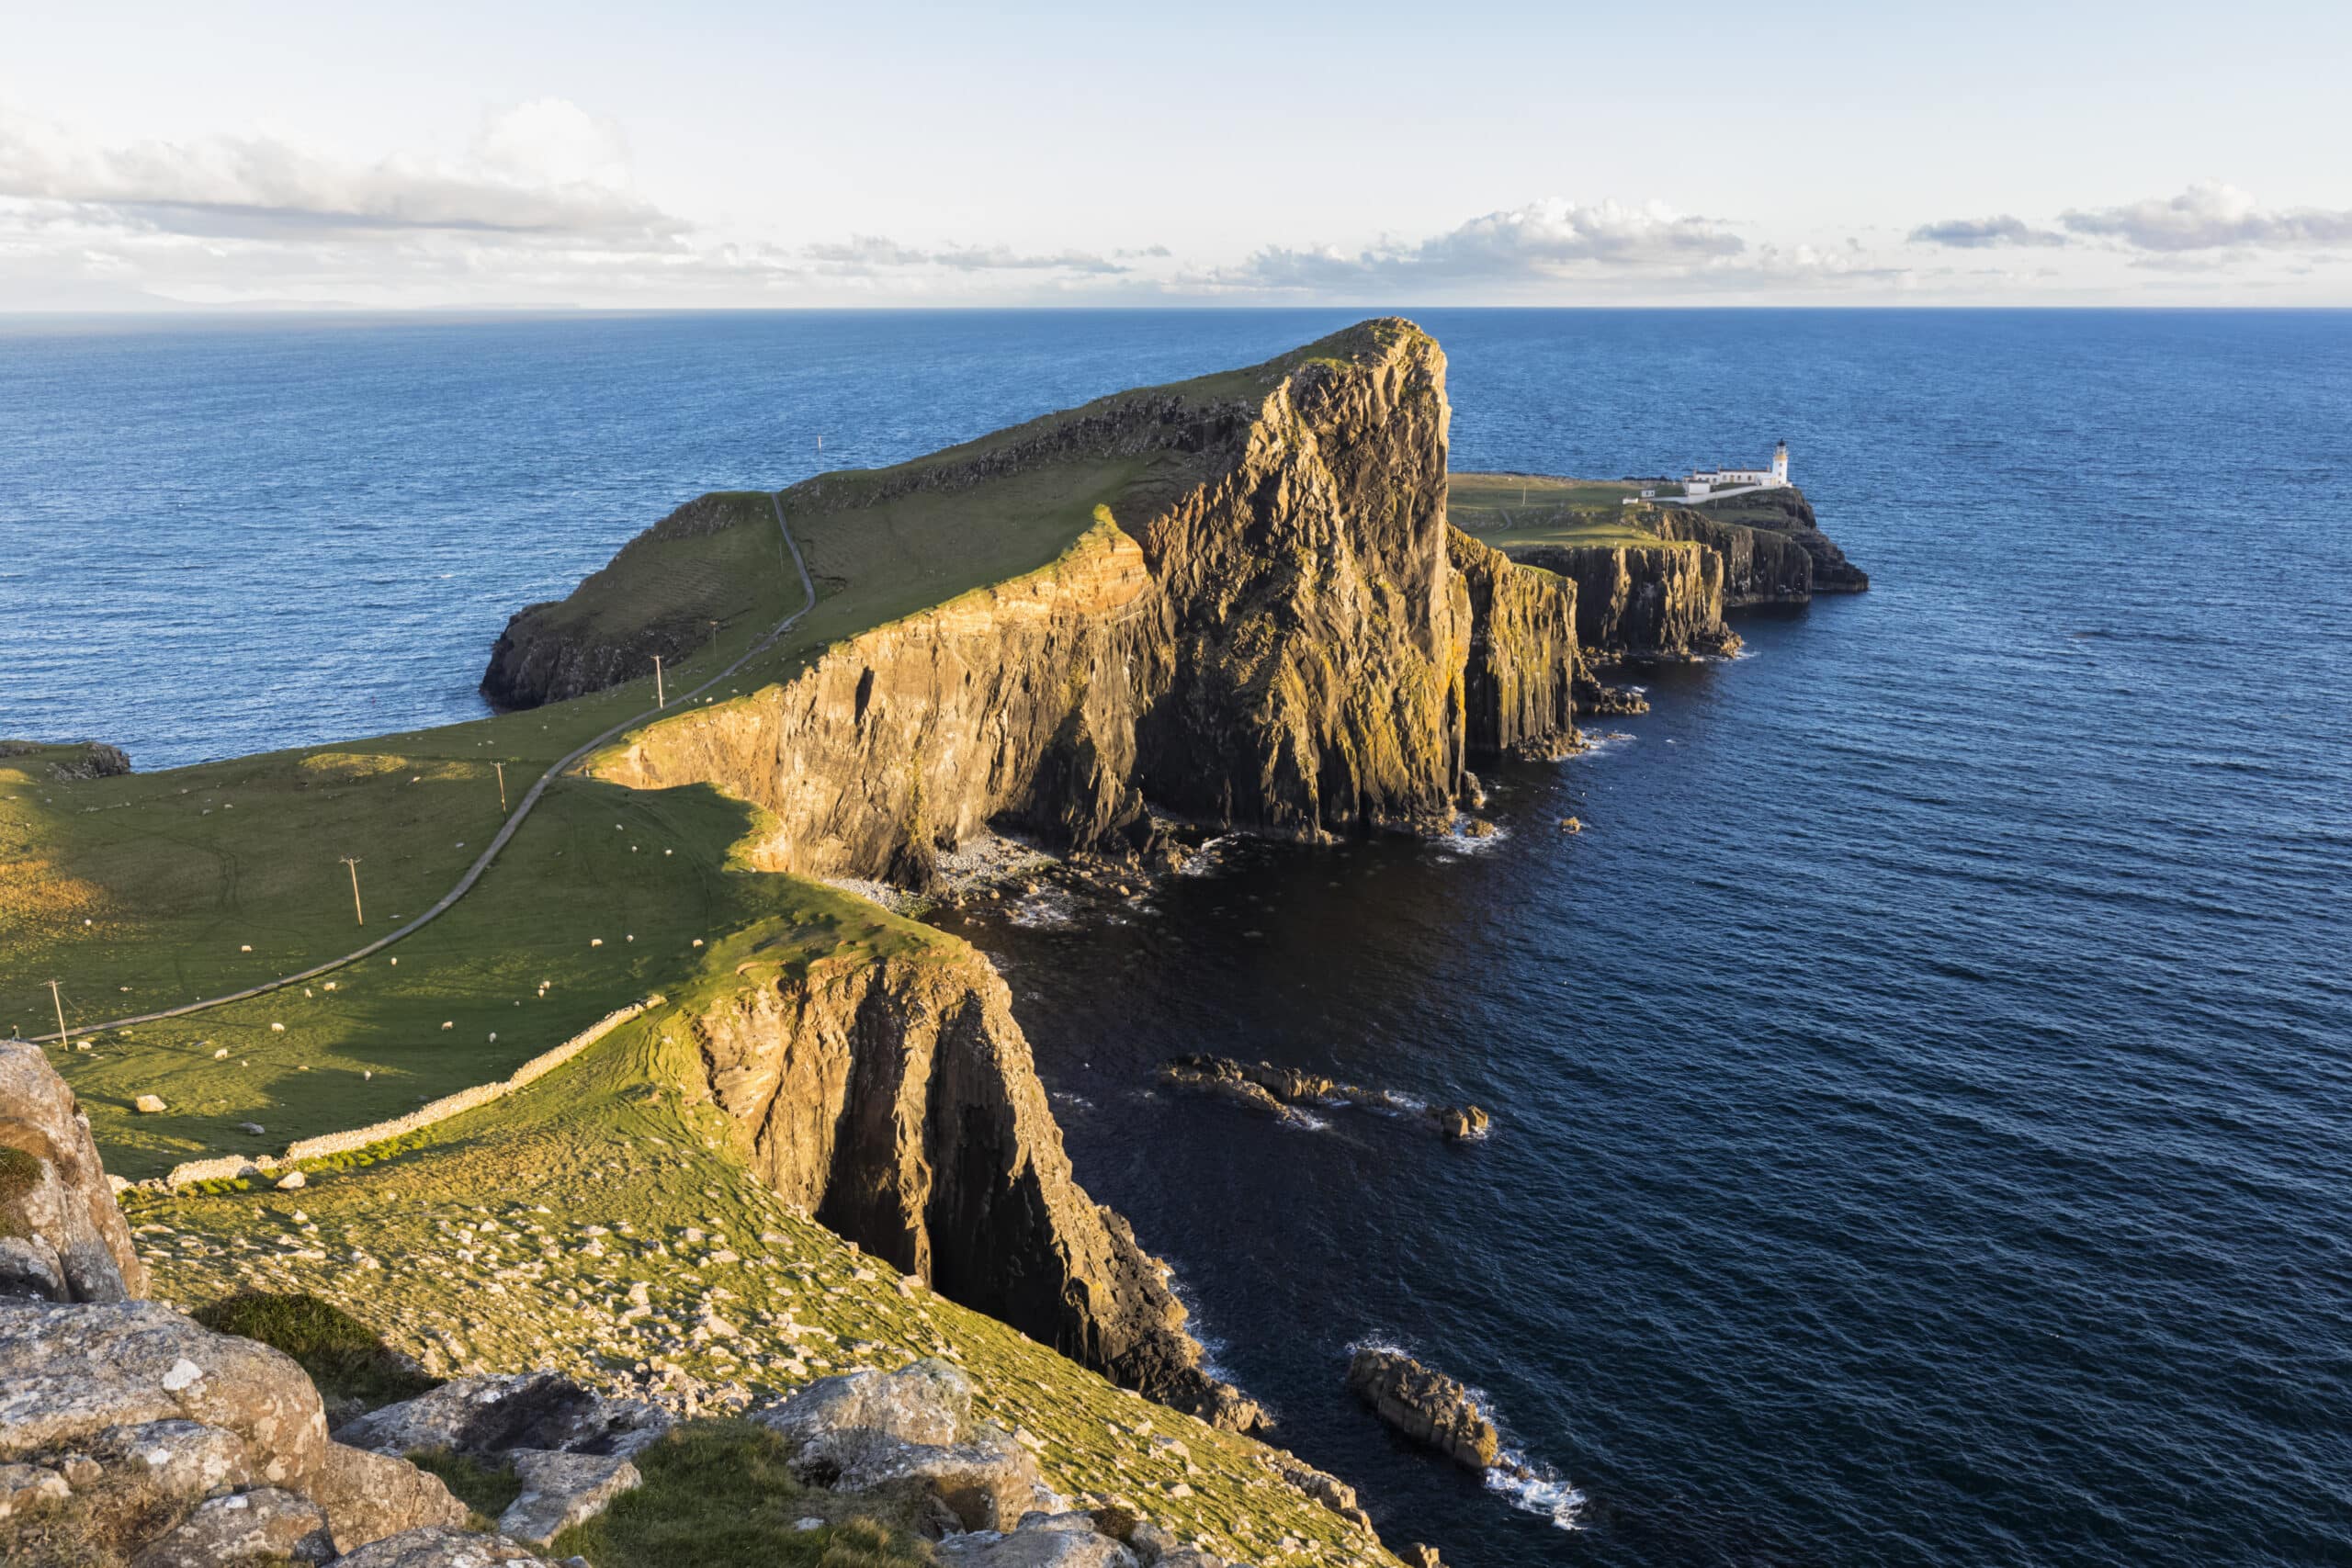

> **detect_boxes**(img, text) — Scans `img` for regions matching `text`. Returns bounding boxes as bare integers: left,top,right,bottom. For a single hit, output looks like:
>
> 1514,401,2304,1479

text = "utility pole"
48,979,67,1047
653,656,665,709
494,762,508,813
340,857,364,926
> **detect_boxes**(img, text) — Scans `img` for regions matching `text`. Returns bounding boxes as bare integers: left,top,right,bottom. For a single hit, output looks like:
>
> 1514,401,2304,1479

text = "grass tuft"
550,1421,933,1568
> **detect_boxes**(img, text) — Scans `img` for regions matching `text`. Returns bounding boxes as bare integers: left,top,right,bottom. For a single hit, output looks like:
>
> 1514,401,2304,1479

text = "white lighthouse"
1772,439,1790,485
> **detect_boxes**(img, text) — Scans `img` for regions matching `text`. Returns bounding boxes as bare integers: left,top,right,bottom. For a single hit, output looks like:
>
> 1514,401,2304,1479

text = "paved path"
33,493,815,1045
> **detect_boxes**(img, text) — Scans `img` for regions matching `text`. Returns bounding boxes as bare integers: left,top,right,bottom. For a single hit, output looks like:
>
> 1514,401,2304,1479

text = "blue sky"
4,0,2348,308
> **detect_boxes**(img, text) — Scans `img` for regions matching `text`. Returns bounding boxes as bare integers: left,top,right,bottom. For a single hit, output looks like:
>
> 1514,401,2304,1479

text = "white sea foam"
1486,1453,1586,1530
1279,1107,1331,1133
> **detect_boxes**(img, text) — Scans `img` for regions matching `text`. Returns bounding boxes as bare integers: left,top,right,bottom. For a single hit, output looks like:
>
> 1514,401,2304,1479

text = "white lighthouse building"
1683,439,1790,497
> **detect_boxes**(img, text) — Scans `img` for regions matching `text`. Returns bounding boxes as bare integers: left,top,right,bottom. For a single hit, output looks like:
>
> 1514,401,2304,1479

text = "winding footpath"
29,493,815,1045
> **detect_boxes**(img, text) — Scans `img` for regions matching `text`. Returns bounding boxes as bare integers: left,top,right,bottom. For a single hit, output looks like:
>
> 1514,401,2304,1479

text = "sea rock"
759,1358,1057,1532
0,1302,330,1492
935,1508,1141,1566
1431,1105,1490,1142
0,1038,148,1301
496,1450,641,1546
1345,1348,1500,1472
312,1440,471,1553
334,1371,671,1460
330,1525,563,1568
127,1485,334,1567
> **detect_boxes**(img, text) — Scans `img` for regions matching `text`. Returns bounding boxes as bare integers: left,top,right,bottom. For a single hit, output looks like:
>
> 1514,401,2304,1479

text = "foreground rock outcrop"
2,1038,148,1303
691,946,1261,1433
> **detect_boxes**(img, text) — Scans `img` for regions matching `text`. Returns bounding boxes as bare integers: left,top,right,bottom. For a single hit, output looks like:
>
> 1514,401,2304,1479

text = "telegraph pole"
653,656,665,709
494,762,508,813
48,979,67,1047
340,857,364,926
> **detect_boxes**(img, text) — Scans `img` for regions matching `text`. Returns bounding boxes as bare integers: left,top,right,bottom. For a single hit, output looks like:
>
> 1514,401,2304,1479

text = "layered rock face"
1446,529,1580,761
1512,542,1739,661
1647,509,1815,606
686,945,1260,1432
1700,487,1869,592
605,518,1167,888
596,320,1519,888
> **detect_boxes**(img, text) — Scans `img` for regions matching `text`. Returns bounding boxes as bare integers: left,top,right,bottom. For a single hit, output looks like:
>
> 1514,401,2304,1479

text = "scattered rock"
276,1170,309,1190
1345,1347,1500,1471
133,1095,168,1114
496,1449,641,1546
1265,1450,1374,1532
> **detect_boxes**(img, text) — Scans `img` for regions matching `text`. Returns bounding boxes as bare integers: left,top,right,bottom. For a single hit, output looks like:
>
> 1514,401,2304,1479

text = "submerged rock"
1345,1347,1501,1472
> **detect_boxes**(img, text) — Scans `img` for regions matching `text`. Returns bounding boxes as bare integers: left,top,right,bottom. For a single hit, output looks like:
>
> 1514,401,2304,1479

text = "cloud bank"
2061,181,2352,252
1908,214,2067,249
0,101,678,242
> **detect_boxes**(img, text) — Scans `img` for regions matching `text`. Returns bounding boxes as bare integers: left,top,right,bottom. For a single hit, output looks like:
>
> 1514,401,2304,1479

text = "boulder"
759,1359,1056,1532
0,1460,71,1518
127,1486,333,1567
312,1440,470,1554
934,1509,1139,1566
1344,1348,1500,1472
329,1525,562,1568
0,1038,147,1301
0,1302,329,1491
495,1449,641,1547
760,1358,971,1449
1126,1519,1232,1565
86,1419,254,1499
334,1371,669,1460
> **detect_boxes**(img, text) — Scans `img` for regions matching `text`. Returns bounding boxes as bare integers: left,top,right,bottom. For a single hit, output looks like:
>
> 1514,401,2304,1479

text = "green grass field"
1446,471,1675,549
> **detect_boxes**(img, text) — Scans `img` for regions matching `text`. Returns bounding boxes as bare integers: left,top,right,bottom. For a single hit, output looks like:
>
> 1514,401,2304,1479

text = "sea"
4,309,2349,1567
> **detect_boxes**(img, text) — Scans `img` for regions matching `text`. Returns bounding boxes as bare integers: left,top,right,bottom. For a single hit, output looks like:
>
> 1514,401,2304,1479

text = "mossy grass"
190,1290,439,1409
549,1421,933,1567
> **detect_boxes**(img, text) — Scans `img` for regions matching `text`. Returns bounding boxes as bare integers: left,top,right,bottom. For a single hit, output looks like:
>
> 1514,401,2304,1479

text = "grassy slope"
503,491,797,657
1447,471,1686,550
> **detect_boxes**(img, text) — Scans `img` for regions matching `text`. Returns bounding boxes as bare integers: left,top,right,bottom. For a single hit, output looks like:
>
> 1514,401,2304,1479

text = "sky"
4,0,2349,310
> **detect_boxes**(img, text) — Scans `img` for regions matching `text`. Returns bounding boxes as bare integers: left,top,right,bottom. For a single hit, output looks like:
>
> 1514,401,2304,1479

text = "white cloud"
2061,182,2352,252
1908,214,2067,249
0,102,680,242
1210,197,1746,292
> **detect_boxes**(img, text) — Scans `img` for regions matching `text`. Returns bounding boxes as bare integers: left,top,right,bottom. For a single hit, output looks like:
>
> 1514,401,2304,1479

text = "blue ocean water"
6,310,2351,1566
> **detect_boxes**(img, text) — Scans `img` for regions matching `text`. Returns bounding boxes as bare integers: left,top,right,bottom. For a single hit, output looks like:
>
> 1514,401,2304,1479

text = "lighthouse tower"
1772,439,1790,486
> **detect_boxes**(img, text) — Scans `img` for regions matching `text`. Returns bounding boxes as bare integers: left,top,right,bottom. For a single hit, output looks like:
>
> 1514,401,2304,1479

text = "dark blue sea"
6,310,2350,1567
